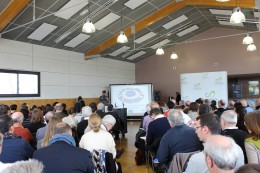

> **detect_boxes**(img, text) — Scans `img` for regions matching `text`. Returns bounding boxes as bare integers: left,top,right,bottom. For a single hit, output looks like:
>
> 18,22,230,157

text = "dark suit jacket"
33,141,94,173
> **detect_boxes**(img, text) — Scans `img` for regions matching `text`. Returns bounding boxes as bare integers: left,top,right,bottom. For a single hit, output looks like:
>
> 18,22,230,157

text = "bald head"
240,99,247,107
11,112,24,124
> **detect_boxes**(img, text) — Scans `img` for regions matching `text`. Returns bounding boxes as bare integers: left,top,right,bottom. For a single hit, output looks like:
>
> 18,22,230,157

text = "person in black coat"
33,122,94,173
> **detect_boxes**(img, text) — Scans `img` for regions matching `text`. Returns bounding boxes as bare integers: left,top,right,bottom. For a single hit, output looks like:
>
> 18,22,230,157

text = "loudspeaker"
154,91,161,101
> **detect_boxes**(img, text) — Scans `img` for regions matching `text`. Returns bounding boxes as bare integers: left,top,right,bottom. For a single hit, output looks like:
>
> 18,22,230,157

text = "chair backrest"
92,149,117,173
167,151,200,173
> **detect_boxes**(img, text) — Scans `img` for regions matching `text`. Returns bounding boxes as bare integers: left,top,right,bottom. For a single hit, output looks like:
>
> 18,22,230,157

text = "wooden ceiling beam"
85,0,256,56
0,0,29,32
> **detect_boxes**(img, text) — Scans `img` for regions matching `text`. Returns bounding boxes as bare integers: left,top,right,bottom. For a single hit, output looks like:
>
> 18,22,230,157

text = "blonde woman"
79,113,116,158
38,116,62,149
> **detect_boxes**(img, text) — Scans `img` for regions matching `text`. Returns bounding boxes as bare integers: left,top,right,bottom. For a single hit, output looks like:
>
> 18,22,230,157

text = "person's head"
20,108,29,119
89,102,97,113
256,99,260,107
2,159,44,173
54,122,72,136
102,115,116,131
190,102,199,112
81,106,92,118
78,96,83,101
62,103,66,110
107,104,113,111
235,163,260,173
204,135,240,173
102,90,106,95
150,108,162,119
44,111,54,123
30,105,37,111
227,100,235,109
174,105,184,111
179,100,185,106
42,116,62,147
211,100,217,106
195,98,203,105
54,103,63,112
218,99,226,108
10,104,17,112
150,101,160,109
221,110,237,130
31,109,44,123
211,105,217,112
166,101,175,109
145,103,151,114
195,113,221,142
198,104,212,115
67,107,75,115
11,112,24,124
244,111,260,140
0,115,13,134
240,99,248,107
204,99,210,105
235,105,246,117
88,113,102,132
168,110,184,127
0,104,10,116
185,100,191,107
97,103,105,111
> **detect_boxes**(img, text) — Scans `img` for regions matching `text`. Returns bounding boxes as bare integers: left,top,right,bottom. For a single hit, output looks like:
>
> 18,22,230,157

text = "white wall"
0,38,135,100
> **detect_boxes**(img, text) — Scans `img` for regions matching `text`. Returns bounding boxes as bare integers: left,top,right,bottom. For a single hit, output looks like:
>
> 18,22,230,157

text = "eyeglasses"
195,126,202,130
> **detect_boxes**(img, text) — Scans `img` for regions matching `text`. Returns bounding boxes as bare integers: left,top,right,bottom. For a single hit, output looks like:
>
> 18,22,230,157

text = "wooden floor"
115,121,153,173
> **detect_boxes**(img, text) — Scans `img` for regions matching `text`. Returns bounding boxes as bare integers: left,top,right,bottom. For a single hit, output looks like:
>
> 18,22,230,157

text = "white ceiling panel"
124,0,148,10
254,11,260,18
64,33,90,48
218,21,244,27
27,23,58,41
209,9,232,15
109,46,131,56
54,0,89,20
162,15,188,29
151,39,171,49
176,25,199,37
134,32,157,44
127,51,146,60
94,12,120,30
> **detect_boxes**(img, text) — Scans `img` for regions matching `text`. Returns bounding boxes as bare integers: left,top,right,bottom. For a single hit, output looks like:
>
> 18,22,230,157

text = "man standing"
157,110,202,165
185,113,244,173
33,122,94,173
99,90,109,105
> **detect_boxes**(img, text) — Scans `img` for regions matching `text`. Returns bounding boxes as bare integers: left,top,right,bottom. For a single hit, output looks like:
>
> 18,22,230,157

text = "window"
0,69,40,97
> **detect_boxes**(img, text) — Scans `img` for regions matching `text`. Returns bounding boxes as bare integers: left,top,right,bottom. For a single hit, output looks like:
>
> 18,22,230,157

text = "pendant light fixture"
156,33,164,55
247,43,257,51
82,1,95,33
230,7,245,24
170,52,178,59
242,33,254,45
117,8,128,43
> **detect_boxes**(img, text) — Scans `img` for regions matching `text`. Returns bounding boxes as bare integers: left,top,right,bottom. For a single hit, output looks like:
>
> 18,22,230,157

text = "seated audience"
96,103,105,119
11,112,34,145
204,135,241,173
241,99,254,113
216,99,226,116
235,105,248,133
36,111,54,144
20,108,30,128
0,115,34,163
38,116,62,149
27,109,46,140
10,104,17,115
102,115,116,132
235,163,260,173
244,111,260,164
54,103,66,119
157,110,202,165
105,104,122,140
221,110,248,163
62,107,78,128
164,101,175,117
77,106,92,140
79,113,116,159
146,108,171,154
174,105,191,124
226,100,235,110
188,102,199,121
198,104,212,115
2,159,44,173
33,122,94,173
185,113,244,173
0,104,11,116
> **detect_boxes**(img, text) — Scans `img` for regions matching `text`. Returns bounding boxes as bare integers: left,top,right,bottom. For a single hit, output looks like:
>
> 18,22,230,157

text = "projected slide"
110,84,153,116
180,71,228,102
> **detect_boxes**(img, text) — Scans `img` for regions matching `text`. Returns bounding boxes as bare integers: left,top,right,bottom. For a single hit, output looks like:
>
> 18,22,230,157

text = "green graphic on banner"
205,91,215,99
